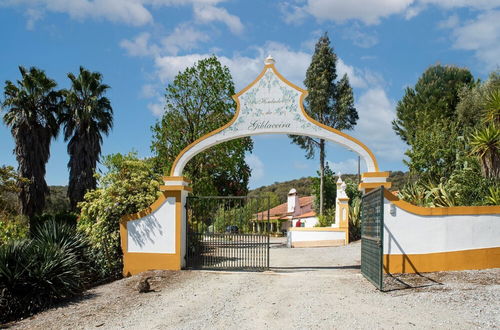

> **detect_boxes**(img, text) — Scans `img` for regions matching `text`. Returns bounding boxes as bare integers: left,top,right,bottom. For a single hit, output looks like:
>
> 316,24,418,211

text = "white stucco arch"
170,57,380,178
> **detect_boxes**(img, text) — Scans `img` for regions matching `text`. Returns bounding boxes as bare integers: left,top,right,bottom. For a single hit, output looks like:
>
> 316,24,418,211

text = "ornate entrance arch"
120,56,391,276
170,56,383,184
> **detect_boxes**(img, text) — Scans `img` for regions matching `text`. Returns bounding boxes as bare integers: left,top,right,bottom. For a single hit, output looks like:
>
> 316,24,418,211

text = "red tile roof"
254,196,316,221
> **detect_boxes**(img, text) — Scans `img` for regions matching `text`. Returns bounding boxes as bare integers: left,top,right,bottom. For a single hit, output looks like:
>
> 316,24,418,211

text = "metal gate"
185,196,270,271
361,187,385,290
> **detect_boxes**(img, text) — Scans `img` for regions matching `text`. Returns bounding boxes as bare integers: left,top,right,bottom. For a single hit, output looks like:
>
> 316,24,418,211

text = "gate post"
120,176,191,276
358,172,391,194
334,176,350,244
161,176,192,269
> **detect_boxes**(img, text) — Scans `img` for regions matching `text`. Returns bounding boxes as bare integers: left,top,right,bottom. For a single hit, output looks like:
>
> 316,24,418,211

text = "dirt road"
12,240,500,329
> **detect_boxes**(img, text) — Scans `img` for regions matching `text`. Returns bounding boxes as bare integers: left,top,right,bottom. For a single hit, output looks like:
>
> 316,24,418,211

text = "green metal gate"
185,196,270,271
361,187,385,290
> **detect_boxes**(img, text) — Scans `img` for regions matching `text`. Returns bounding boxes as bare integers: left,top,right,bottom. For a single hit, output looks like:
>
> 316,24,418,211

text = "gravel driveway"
11,240,500,329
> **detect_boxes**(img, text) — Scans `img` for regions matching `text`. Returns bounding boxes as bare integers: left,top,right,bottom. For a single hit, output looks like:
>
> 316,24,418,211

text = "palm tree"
2,66,62,229
62,67,113,209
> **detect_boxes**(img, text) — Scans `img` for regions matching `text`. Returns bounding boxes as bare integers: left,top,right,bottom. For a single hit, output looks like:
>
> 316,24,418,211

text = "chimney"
287,188,299,214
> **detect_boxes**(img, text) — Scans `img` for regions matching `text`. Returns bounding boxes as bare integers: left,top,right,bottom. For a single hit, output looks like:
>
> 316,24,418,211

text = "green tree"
0,166,21,215
311,164,336,212
392,65,474,182
62,67,113,210
78,152,160,279
456,71,500,129
151,56,253,196
290,33,358,215
1,67,62,231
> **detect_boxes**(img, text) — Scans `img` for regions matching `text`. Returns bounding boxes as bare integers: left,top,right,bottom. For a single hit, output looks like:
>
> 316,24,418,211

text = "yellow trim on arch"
383,189,500,216
169,63,380,176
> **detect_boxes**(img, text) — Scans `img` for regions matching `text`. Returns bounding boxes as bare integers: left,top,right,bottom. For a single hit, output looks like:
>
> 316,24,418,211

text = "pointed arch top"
170,56,380,177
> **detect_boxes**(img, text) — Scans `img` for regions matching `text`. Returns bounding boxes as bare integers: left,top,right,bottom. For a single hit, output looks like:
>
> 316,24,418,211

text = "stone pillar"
332,175,350,245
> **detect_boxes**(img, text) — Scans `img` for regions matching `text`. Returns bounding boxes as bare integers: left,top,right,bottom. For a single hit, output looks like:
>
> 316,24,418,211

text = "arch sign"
169,56,390,191
120,56,391,275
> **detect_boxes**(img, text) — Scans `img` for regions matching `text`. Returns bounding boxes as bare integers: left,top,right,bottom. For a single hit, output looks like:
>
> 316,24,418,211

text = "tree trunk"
319,139,325,216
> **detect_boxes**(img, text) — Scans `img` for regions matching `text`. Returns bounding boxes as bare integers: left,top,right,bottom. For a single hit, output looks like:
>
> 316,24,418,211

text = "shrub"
315,208,335,227
0,214,28,245
78,153,160,281
0,220,86,323
349,197,361,241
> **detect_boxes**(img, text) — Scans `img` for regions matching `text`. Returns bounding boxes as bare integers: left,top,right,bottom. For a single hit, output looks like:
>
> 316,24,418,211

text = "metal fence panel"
361,187,384,290
185,196,270,271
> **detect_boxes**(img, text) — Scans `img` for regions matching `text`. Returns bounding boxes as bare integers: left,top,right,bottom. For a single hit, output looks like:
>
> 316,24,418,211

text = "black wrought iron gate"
361,187,385,290
185,196,270,271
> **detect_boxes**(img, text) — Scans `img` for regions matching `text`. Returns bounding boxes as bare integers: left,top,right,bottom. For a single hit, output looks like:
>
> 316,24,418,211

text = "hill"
248,171,409,204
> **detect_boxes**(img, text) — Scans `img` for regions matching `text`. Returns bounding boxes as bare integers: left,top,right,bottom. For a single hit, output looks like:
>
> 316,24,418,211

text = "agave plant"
484,186,500,206
482,89,500,125
0,219,86,322
424,182,457,207
469,125,500,179
348,197,361,241
398,181,428,206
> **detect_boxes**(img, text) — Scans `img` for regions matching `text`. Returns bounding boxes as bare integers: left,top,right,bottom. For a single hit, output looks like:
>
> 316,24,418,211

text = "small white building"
254,189,318,233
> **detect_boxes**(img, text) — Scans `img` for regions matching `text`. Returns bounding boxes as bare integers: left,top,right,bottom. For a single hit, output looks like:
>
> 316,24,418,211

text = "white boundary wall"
287,229,345,248
383,199,500,255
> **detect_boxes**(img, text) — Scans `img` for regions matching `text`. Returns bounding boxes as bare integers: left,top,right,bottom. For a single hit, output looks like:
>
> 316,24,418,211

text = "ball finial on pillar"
264,55,275,65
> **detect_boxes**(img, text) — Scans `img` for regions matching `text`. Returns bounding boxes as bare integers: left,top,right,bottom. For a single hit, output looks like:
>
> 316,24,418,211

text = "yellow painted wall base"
384,247,500,274
292,239,345,248
123,253,181,276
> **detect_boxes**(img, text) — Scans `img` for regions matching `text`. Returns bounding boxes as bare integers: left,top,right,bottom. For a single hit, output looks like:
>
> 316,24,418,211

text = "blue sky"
0,0,499,189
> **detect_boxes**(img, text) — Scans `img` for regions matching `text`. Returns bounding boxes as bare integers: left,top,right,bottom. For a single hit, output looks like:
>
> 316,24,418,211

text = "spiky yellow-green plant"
469,125,500,179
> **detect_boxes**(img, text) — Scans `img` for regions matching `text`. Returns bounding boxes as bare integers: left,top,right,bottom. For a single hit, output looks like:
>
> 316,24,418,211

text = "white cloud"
298,0,414,25
246,154,264,181
352,88,406,162
4,0,242,32
327,158,366,175
120,32,159,57
438,14,459,29
341,26,378,48
281,0,499,26
449,10,500,70
153,42,373,91
161,24,209,55
24,7,43,30
147,101,165,116
418,0,499,10
7,0,154,26
193,3,244,34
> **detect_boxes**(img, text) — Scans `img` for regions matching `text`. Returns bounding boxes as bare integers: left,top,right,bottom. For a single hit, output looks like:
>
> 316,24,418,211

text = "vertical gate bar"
222,198,226,270
267,195,270,269
236,199,243,269
379,186,384,290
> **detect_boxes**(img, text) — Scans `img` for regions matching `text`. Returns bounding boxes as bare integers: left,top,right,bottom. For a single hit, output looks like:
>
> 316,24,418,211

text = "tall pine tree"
290,33,358,215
